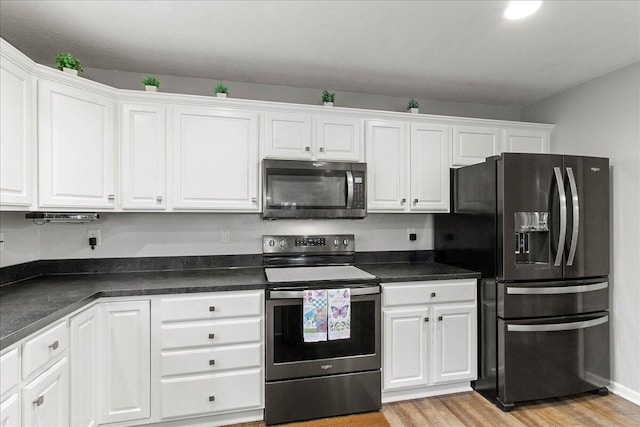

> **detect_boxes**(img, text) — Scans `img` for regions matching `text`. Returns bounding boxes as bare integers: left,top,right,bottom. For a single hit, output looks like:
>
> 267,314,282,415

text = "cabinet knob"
209,359,216,366
401,198,406,204
108,194,115,200
251,197,257,203
48,340,59,350
424,317,430,322
33,395,44,406
413,198,419,204
208,333,215,339
438,316,443,321
209,306,216,312
305,146,310,152
209,396,215,402
431,292,436,298
156,196,163,202
319,147,325,152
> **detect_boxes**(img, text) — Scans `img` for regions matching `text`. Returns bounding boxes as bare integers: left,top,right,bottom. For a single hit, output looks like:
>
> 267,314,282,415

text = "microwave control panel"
352,174,365,209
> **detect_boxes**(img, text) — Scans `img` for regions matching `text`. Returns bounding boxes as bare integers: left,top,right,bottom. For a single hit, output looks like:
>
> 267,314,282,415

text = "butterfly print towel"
328,288,351,340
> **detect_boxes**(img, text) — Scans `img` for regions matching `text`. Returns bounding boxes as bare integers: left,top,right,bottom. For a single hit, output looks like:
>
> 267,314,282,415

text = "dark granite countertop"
0,260,479,350
0,267,267,350
357,261,480,282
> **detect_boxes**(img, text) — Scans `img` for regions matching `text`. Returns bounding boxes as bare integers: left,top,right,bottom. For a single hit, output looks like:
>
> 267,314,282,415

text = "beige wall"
522,62,640,404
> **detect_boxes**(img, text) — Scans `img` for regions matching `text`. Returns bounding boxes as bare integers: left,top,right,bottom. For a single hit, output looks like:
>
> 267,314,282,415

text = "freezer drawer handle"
269,286,380,299
566,167,580,266
553,167,567,267
507,315,608,332
507,281,608,295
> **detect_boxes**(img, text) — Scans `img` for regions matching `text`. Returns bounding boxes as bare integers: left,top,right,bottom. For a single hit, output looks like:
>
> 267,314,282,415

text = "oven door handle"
269,286,380,299
507,315,608,332
346,171,354,209
506,281,608,295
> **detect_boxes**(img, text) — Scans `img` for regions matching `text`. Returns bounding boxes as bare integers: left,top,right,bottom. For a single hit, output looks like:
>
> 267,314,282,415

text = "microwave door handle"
346,171,354,209
553,167,567,266
566,167,579,266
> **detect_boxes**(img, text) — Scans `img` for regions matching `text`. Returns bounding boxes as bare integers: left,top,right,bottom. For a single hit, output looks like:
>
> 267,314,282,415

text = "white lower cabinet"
0,393,20,427
69,305,99,427
21,358,69,427
382,279,477,403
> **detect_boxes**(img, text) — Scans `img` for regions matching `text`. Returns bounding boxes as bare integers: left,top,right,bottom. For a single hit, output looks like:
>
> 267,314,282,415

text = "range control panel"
262,234,355,254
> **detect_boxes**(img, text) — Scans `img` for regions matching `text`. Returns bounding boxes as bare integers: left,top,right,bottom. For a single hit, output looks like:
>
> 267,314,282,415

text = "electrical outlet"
220,229,231,244
87,229,101,246
407,227,417,241
0,233,4,251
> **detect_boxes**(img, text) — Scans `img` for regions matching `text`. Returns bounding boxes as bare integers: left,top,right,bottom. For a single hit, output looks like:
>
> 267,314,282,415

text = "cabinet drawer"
159,291,263,322
161,318,262,350
383,280,476,307
0,348,19,396
22,320,67,379
161,343,262,377
160,369,262,419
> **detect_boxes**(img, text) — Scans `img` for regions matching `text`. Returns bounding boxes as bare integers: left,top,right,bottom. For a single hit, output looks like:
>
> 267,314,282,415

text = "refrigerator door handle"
507,315,608,332
553,167,567,266
507,281,608,295
566,167,579,266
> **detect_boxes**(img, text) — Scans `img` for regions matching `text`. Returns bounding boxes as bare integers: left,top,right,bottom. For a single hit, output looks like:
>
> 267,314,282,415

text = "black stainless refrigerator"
435,153,610,411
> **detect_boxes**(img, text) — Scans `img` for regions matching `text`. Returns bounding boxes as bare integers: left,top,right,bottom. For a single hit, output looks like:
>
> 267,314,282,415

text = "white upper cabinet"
410,123,450,212
452,125,501,166
263,112,313,159
315,115,363,162
502,127,550,154
121,103,166,210
0,54,34,208
38,79,116,209
365,120,407,211
172,107,259,211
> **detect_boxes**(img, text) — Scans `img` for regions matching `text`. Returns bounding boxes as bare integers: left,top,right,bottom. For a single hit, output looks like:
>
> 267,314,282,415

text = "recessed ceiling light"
504,1,542,20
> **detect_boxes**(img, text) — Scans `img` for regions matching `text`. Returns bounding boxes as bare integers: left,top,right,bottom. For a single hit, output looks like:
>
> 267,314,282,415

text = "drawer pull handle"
209,396,215,402
209,359,216,366
438,316,443,321
208,333,215,339
424,317,430,322
431,292,436,298
49,341,59,350
33,395,44,407
209,306,216,312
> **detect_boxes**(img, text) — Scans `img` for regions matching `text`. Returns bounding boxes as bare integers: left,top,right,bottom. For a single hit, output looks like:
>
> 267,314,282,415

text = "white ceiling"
1,1,639,106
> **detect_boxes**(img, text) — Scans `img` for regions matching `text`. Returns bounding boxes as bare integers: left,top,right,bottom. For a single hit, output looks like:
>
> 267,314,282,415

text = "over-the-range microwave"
262,159,367,219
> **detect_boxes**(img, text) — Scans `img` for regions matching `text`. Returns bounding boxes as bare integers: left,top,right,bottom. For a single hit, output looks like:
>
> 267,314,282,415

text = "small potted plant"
142,76,160,92
214,83,229,98
55,53,83,75
407,98,420,114
322,90,335,106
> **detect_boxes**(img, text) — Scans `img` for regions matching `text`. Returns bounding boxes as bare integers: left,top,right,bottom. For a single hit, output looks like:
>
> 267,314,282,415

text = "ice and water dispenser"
514,212,549,264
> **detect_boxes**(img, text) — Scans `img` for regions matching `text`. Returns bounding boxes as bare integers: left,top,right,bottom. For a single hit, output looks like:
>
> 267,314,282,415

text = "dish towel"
303,290,328,342
328,288,351,340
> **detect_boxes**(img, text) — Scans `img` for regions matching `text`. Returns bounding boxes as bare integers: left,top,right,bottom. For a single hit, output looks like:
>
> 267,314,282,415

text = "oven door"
266,286,381,381
262,159,366,219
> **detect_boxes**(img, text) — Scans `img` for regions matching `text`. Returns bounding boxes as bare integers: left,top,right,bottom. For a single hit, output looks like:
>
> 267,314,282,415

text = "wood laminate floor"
235,391,640,427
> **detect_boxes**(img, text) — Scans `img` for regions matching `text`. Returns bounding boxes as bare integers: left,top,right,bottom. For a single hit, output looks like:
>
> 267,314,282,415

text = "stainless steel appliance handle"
553,167,567,266
269,286,380,299
566,167,579,266
346,171,354,209
507,315,608,332
507,281,608,295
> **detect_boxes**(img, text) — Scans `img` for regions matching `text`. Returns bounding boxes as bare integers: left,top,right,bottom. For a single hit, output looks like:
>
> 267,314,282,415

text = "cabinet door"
121,103,166,209
383,308,430,391
70,306,98,427
172,107,259,210
366,120,407,211
410,123,450,212
264,112,312,159
316,115,363,162
433,305,477,384
0,393,20,427
99,300,150,424
452,125,501,166
38,79,116,208
21,358,69,427
0,57,34,208
502,128,550,154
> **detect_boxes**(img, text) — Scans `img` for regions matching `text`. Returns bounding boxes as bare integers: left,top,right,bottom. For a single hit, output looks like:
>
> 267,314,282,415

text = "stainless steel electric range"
263,234,381,425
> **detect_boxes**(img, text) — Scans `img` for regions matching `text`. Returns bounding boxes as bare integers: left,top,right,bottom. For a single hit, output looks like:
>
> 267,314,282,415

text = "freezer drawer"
497,278,608,318
498,312,609,404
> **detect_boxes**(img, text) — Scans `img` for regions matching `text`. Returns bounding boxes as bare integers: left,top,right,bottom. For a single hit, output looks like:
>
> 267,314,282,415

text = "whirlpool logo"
320,364,333,370
591,167,600,172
